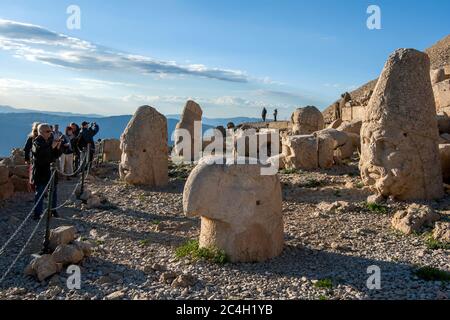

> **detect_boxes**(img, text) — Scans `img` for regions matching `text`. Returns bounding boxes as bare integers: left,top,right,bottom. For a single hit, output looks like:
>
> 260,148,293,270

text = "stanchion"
42,164,56,254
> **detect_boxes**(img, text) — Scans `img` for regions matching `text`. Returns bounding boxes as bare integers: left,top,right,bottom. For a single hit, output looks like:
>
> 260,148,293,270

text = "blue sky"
0,0,448,119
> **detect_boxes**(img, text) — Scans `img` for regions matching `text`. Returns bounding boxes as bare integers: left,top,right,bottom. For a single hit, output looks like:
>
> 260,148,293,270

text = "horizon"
0,0,449,120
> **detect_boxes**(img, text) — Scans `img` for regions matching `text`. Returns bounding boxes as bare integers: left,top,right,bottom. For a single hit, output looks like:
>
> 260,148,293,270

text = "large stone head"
120,106,168,186
360,49,443,200
183,156,284,262
291,106,324,135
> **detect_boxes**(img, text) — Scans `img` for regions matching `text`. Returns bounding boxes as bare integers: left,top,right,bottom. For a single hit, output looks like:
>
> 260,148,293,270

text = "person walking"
60,126,75,177
78,121,100,170
32,123,63,220
262,108,267,122
273,109,278,122
70,122,81,172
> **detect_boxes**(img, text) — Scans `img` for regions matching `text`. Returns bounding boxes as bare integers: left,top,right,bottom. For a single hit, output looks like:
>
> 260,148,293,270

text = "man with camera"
78,121,100,169
32,123,63,220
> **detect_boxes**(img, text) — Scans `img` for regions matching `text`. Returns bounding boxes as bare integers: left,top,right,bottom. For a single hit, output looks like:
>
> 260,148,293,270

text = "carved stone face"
360,120,420,198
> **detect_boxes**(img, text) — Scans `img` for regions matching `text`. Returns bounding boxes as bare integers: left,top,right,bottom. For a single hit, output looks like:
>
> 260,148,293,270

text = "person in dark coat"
70,122,81,171
78,121,99,169
24,122,40,164
273,109,278,122
32,123,63,220
262,108,267,122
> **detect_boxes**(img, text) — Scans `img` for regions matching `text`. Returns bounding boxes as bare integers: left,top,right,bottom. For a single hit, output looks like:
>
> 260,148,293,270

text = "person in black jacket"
78,121,99,169
32,123,63,220
24,122,40,164
70,122,81,172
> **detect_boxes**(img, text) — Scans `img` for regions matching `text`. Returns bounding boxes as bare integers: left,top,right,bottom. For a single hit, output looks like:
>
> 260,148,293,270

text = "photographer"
32,123,63,220
78,121,100,169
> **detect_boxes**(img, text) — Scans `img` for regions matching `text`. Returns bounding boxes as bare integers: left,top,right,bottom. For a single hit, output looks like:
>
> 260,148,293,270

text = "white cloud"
0,19,248,83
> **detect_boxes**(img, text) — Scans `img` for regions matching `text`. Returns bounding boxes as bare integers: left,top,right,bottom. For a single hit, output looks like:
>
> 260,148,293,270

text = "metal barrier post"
42,163,56,253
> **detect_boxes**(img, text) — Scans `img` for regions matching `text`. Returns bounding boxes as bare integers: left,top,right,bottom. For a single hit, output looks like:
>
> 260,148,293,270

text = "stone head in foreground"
360,48,444,200
183,157,284,263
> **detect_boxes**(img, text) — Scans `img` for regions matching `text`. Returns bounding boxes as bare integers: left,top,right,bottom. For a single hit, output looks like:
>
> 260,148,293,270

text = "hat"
81,121,89,127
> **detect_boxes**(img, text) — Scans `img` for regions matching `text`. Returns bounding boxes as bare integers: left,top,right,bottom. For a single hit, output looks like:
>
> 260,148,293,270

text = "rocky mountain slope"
323,34,450,117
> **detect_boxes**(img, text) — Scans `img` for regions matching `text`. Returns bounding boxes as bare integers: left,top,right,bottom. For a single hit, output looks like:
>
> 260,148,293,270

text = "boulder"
11,148,26,166
52,244,84,265
282,135,318,170
10,165,28,179
102,139,121,162
360,49,444,200
431,68,446,85
291,106,324,135
183,157,284,262
173,100,203,161
0,165,9,184
439,144,450,183
433,221,450,243
119,106,168,186
10,175,29,193
49,226,77,251
171,274,197,288
313,128,349,168
391,204,440,235
73,240,93,257
0,180,14,201
337,120,362,135
25,254,61,282
433,79,450,115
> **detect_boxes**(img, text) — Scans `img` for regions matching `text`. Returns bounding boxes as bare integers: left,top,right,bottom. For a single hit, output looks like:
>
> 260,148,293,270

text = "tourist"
31,123,63,220
52,124,63,140
273,109,278,122
70,122,81,171
23,122,40,164
262,108,267,122
60,126,75,177
78,121,100,169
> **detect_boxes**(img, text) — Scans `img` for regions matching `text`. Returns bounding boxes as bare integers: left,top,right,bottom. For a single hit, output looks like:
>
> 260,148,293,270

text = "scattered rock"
49,226,77,251
433,221,450,243
172,274,197,288
391,204,441,234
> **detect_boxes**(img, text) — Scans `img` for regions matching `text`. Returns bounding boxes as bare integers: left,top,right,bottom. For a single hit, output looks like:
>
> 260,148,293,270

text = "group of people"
23,121,100,220
262,108,278,122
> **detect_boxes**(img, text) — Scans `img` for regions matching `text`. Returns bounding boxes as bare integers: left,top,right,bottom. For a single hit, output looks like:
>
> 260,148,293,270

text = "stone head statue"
183,156,284,262
360,49,443,200
120,105,168,186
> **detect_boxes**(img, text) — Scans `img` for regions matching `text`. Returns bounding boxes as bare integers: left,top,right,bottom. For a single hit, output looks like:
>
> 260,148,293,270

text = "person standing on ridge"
262,107,267,122
273,109,278,122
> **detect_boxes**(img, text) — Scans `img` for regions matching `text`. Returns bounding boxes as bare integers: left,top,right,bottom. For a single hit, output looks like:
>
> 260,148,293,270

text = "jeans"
34,182,58,216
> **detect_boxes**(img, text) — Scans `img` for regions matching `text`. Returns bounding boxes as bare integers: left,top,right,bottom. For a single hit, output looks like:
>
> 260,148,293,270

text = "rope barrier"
0,210,46,285
54,152,88,177
0,144,100,285
0,170,56,257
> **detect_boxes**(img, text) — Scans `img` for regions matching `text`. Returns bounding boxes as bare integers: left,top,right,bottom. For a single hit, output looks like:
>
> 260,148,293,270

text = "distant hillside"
0,113,214,157
0,105,102,118
322,34,450,120
166,115,261,127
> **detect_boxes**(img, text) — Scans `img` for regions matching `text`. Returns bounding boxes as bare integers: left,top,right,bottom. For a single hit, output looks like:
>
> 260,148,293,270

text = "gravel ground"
0,160,449,300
